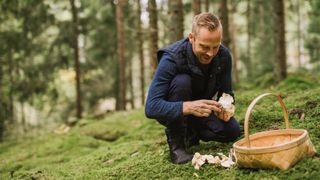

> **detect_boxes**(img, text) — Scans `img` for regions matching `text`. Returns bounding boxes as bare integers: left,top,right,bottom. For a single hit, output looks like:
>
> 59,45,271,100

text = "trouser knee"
193,115,241,142
223,118,241,142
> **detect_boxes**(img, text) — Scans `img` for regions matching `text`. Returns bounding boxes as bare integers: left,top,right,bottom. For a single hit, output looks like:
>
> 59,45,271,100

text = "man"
145,12,240,164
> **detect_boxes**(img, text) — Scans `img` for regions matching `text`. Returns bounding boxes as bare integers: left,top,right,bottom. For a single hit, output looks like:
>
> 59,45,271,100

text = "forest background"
0,0,319,142
1,0,320,179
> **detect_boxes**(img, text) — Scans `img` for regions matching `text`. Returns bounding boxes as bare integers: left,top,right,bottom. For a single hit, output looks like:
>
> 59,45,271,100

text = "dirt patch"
83,130,126,142
306,101,318,109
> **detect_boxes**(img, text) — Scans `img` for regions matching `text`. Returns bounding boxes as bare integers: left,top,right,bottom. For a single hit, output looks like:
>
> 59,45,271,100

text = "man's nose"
206,49,214,57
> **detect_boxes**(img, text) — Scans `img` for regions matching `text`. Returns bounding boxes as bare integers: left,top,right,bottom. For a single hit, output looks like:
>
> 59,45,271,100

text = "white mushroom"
204,155,221,164
220,151,235,168
191,151,235,169
192,152,206,170
218,93,235,117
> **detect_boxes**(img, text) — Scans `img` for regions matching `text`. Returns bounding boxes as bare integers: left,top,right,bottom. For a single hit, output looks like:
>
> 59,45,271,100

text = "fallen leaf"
193,172,199,178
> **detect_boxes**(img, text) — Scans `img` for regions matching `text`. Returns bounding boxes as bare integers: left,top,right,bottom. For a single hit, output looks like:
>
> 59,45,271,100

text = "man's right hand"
183,100,222,117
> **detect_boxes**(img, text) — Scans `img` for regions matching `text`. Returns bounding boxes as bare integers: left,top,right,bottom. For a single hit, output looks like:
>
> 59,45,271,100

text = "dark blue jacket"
145,38,234,120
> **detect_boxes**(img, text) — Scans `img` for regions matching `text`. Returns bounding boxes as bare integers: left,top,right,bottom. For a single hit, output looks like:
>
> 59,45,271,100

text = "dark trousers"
157,74,240,143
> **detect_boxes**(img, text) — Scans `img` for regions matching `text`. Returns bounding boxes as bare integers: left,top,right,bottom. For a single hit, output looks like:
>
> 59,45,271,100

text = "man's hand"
215,104,235,122
216,109,233,122
183,100,222,117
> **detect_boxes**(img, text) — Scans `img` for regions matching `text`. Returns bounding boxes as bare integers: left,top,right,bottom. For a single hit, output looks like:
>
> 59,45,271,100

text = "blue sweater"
145,39,233,121
145,53,183,120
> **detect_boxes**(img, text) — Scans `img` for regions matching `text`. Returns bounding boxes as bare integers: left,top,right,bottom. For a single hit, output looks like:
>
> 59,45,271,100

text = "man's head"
189,12,222,65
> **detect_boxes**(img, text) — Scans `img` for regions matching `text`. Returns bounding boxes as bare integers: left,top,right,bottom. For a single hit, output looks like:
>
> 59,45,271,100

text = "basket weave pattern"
233,93,317,170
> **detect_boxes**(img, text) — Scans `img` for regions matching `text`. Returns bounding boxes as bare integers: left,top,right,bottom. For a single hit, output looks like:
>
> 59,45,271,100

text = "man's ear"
188,32,194,43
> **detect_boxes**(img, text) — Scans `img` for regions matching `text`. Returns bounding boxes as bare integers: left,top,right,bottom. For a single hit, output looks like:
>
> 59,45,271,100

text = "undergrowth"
1,82,320,179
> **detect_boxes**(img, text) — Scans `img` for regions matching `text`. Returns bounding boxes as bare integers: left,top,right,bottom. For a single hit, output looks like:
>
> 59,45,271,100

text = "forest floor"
1,74,320,179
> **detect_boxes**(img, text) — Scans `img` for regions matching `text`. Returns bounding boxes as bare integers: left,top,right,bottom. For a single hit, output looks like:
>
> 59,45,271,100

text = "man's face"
189,27,222,65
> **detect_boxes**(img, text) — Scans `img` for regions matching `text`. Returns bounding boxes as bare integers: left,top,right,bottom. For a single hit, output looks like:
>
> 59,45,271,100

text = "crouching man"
145,12,240,164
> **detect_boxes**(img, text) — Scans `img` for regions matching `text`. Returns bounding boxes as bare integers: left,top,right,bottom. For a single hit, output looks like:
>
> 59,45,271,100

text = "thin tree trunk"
137,0,145,105
258,0,265,38
296,0,301,68
115,0,126,110
246,0,252,79
219,0,231,49
229,5,239,83
0,57,4,140
20,102,26,133
273,0,287,82
192,0,201,15
128,57,135,109
148,0,158,77
205,0,209,12
70,0,82,119
168,0,184,43
8,50,14,122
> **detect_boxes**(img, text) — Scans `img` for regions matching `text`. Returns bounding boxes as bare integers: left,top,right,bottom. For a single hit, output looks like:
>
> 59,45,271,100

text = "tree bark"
148,0,158,77
273,0,287,82
219,0,231,49
229,4,239,83
0,56,5,140
192,0,201,15
115,0,126,110
205,0,210,12
70,0,82,119
8,50,14,122
296,0,301,68
168,0,184,43
137,0,145,105
128,58,135,109
246,0,252,79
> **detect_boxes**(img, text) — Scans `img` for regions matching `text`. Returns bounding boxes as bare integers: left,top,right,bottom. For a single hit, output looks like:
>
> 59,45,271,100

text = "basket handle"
244,93,290,147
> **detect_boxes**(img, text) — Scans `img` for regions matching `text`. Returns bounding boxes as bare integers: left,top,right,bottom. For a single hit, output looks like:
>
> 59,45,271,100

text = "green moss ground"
1,86,320,179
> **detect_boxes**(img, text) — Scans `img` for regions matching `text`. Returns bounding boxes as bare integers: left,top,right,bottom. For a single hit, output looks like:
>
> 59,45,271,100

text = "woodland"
0,0,320,179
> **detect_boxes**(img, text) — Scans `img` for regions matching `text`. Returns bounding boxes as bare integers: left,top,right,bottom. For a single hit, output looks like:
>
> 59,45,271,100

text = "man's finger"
202,100,221,107
211,106,222,112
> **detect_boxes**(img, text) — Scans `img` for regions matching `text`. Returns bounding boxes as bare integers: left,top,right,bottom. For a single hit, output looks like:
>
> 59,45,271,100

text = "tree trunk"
137,0,145,105
115,0,126,110
148,0,158,77
246,0,252,79
219,0,231,49
205,0,210,12
168,0,184,43
229,4,239,83
70,0,82,119
192,0,201,15
20,102,26,133
0,57,4,140
258,0,265,39
128,56,135,109
296,0,301,68
8,50,14,122
273,0,287,82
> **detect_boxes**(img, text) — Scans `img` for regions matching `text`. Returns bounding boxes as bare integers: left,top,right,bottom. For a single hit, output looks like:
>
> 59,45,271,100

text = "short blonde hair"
192,12,221,35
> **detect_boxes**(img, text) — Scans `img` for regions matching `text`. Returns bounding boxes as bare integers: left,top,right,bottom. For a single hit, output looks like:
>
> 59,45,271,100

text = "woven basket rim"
233,129,308,154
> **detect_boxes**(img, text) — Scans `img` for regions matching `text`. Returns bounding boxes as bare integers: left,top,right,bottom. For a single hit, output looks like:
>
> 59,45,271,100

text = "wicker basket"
233,93,317,170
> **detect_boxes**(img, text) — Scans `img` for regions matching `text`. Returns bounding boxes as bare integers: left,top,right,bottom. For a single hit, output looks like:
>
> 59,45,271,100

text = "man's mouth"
203,56,211,61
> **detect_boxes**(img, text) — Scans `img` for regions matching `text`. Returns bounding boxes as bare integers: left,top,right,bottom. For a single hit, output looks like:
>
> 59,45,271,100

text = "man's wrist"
182,101,190,115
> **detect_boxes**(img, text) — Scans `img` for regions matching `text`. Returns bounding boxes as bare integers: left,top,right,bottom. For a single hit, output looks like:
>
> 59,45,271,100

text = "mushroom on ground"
191,151,236,169
192,152,206,170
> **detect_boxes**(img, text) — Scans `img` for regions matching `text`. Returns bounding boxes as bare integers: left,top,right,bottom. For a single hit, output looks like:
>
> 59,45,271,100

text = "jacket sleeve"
145,53,184,120
217,49,235,101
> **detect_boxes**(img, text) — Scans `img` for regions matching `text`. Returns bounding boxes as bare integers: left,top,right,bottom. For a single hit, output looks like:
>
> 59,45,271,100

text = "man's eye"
201,46,209,50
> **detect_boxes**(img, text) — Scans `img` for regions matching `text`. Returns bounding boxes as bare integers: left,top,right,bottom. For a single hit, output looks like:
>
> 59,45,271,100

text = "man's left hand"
216,110,232,122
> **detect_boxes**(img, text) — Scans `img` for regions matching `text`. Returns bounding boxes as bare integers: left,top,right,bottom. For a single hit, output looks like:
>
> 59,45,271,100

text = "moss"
1,87,320,179
276,76,317,92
